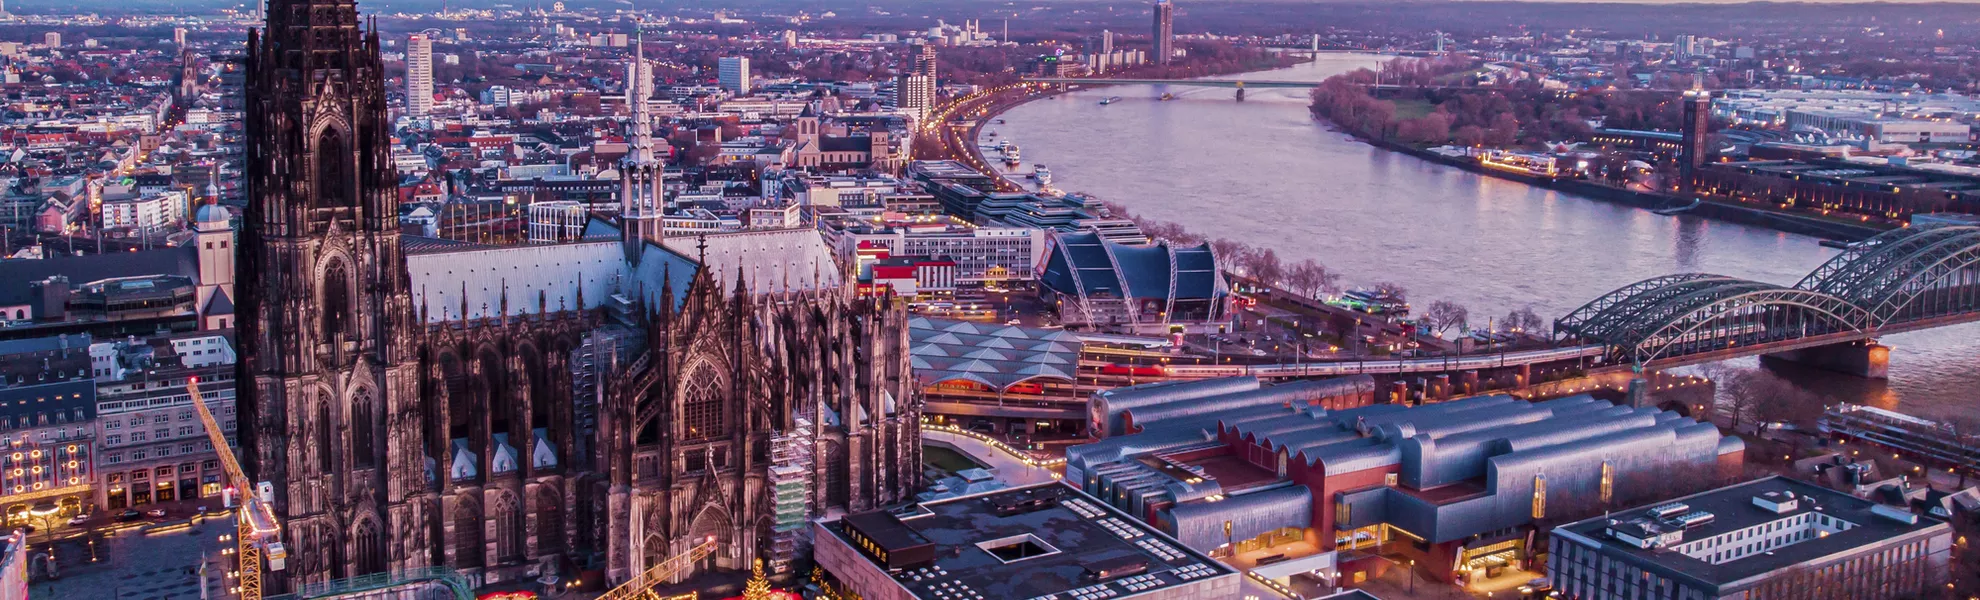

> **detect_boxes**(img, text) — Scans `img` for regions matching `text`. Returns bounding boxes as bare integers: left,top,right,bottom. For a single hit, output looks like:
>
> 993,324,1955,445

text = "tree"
1244,247,1285,287
1372,282,1408,304
1424,300,1469,336
1283,259,1340,300
1503,306,1546,335
1718,367,1803,434
1750,378,1823,434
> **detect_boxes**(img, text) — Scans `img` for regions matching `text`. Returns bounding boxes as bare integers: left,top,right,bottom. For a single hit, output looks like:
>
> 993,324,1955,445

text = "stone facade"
237,0,922,593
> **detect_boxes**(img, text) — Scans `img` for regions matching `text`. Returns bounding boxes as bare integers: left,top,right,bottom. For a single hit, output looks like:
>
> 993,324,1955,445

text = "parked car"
146,508,167,518
116,509,143,522
67,514,90,526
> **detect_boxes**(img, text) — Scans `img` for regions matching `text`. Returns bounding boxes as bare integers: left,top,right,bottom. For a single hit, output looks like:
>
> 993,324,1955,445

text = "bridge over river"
1167,225,1980,384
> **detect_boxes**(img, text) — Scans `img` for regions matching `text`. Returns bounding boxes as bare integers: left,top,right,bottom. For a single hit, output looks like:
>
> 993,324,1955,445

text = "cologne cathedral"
236,0,921,592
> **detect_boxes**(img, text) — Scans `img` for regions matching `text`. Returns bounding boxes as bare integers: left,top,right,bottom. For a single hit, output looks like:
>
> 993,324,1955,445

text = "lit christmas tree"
742,558,774,600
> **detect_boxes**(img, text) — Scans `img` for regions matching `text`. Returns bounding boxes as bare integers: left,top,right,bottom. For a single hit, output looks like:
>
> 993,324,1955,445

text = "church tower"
238,0,424,590
621,28,665,260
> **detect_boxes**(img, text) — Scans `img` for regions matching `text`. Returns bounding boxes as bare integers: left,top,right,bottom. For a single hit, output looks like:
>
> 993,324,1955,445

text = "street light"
1407,559,1416,593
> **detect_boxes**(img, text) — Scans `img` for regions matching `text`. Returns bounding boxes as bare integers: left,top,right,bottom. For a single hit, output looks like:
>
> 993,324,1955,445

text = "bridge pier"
1625,377,1651,409
1762,340,1890,379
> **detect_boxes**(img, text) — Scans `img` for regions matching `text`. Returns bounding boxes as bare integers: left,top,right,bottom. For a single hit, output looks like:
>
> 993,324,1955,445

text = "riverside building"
1549,476,1953,599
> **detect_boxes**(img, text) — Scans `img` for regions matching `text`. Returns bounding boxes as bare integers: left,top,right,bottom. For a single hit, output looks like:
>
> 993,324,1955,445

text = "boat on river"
1099,96,1123,105
1329,289,1410,316
1653,197,1702,216
1032,167,1053,186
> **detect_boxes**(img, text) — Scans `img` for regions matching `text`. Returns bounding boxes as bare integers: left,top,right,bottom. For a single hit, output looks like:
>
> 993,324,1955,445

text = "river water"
985,54,1979,419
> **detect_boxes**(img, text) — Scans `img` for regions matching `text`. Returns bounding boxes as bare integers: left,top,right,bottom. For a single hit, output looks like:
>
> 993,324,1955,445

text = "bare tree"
1424,300,1469,336
1502,305,1546,335
1282,259,1340,300
1244,247,1285,287
1372,281,1408,304
1751,379,1823,434
1719,367,1801,434
1209,238,1248,275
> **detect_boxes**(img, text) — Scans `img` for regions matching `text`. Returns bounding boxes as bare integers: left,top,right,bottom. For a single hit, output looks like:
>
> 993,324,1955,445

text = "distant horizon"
20,0,1980,9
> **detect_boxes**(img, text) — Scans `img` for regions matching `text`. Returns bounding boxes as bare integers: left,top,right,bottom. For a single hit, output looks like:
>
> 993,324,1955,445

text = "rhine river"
985,54,1979,419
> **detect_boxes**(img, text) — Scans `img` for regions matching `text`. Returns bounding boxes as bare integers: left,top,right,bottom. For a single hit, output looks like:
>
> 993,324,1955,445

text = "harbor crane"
188,376,288,600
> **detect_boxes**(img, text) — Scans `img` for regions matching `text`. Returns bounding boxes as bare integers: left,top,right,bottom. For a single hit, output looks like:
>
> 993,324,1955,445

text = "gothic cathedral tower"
238,0,424,591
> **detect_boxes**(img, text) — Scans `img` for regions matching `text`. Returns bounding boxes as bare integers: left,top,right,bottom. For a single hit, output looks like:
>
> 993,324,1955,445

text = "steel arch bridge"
1557,225,1980,368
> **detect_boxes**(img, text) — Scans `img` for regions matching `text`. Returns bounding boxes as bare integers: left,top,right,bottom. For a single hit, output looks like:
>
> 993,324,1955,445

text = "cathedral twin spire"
620,22,666,258
623,26,660,169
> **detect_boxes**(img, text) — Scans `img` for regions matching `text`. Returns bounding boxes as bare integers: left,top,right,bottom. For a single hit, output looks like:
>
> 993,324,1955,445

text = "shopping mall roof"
908,317,1084,392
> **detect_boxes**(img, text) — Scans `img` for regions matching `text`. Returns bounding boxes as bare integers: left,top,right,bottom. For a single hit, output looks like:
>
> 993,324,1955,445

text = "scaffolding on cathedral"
767,415,816,575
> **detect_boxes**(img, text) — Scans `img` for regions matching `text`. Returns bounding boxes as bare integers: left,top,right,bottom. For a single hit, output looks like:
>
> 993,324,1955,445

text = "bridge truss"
1556,225,1980,368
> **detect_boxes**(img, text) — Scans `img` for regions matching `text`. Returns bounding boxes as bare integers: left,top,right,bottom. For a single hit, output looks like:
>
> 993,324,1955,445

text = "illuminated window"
1600,461,1614,504
1532,473,1548,520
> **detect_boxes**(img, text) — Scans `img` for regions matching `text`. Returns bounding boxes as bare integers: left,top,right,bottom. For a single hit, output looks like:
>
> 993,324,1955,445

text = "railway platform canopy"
909,316,1084,394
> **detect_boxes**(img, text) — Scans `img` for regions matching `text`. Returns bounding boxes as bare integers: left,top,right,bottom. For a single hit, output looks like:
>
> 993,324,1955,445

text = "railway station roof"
908,317,1084,392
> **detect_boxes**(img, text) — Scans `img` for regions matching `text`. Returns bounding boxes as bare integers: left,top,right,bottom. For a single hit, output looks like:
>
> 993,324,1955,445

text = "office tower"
718,56,751,95
1680,83,1711,195
1151,0,1174,65
406,33,434,116
910,42,938,78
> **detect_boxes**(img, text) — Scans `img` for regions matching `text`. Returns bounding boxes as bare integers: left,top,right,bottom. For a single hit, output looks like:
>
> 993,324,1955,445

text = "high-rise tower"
717,55,751,95
1680,81,1711,196
1151,0,1174,65
407,33,434,116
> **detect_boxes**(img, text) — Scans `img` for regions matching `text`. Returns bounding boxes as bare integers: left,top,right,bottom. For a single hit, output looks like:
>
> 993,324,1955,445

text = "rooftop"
821,483,1236,600
1554,476,1949,589
908,316,1083,392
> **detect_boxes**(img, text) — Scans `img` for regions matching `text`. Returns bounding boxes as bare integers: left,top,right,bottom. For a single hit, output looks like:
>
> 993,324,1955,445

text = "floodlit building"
0,380,96,521
813,483,1240,600
1038,230,1227,334
1550,476,1953,599
1068,389,1745,588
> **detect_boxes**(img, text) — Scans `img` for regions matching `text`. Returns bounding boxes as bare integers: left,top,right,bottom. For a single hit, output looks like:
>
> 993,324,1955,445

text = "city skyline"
1,0,1977,599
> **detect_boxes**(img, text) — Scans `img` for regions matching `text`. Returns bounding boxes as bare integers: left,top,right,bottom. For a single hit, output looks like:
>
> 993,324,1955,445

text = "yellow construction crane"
188,377,287,600
595,537,718,600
